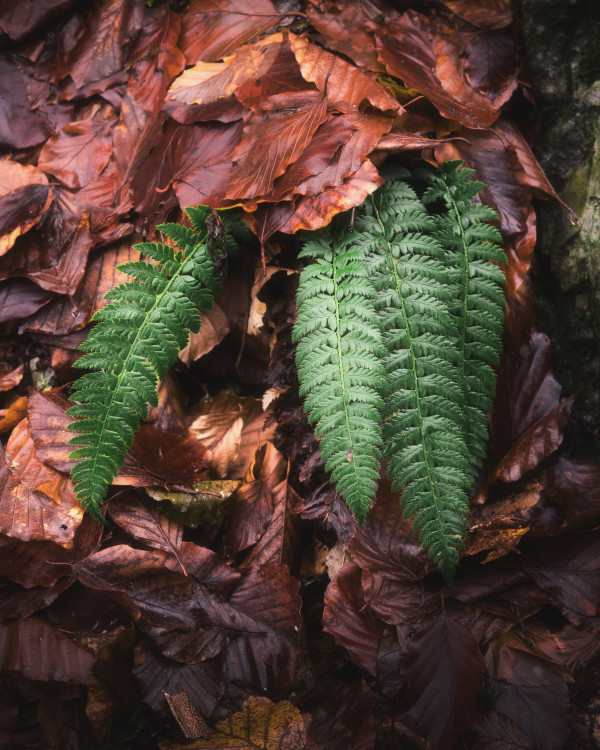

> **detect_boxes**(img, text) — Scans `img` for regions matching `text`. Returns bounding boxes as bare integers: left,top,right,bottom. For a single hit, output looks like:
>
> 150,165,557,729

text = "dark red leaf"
323,563,384,676
179,0,280,64
133,642,223,717
0,0,76,41
439,0,513,30
546,458,600,530
0,618,94,684
402,611,486,749
223,442,287,556
0,161,52,256
0,52,49,148
0,280,53,324
374,11,500,130
523,533,600,620
108,495,186,574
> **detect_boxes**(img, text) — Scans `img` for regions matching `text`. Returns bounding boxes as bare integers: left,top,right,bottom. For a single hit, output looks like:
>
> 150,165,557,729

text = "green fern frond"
424,161,506,479
292,229,386,524
355,174,470,584
67,206,238,520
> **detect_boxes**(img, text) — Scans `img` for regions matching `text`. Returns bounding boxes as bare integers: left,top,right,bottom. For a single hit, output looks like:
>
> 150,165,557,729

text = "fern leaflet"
424,161,506,479
292,228,386,524
355,168,470,584
67,206,248,520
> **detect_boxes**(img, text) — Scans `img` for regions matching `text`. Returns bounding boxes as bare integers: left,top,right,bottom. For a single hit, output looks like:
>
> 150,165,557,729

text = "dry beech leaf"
223,442,287,556
179,0,280,64
226,90,329,202
0,362,23,392
165,34,284,123
0,418,83,546
189,392,274,479
403,611,486,749
440,0,513,30
0,160,52,255
38,118,114,190
0,395,27,433
159,696,305,750
374,11,500,130
288,32,401,114
0,617,94,684
0,278,53,325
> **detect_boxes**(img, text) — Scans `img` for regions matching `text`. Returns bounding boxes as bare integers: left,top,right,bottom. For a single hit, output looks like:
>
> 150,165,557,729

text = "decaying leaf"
159,696,305,750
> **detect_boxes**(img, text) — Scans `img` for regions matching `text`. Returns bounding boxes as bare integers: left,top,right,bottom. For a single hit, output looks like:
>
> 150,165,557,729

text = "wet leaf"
134,642,223,718
125,6,185,118
0,279,53,324
0,617,94,683
223,442,287,556
39,117,114,191
0,52,49,148
0,0,76,41
402,611,486,749
323,563,384,676
226,90,328,201
179,0,280,64
159,696,305,750
108,495,186,575
375,11,500,130
288,33,401,114
0,161,52,256
0,395,27,433
0,418,83,546
440,0,514,30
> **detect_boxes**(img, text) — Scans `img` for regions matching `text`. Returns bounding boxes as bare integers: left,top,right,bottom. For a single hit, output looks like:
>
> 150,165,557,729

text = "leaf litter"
0,0,596,748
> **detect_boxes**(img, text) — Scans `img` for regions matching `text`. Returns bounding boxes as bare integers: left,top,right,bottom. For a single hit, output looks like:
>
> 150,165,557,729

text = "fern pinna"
292,229,386,524
424,162,507,479
67,207,248,520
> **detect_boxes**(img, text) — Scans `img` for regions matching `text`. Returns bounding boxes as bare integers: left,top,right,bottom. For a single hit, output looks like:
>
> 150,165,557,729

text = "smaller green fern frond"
424,161,507,479
356,175,470,584
67,207,240,520
293,229,386,524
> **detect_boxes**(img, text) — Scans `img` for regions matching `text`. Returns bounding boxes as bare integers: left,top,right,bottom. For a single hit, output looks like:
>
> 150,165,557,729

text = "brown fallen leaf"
288,32,401,115
0,395,28,434
179,0,281,64
439,0,513,30
0,617,95,684
159,696,306,750
0,161,52,256
0,418,83,546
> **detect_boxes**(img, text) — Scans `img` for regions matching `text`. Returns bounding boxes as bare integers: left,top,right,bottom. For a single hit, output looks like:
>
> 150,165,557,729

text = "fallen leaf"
179,0,280,64
162,696,305,750
226,90,328,201
223,442,287,556
0,52,49,148
374,11,500,130
323,563,384,676
306,0,390,72
0,279,53,324
0,161,52,255
73,546,199,638
0,395,27,434
402,611,486,749
189,392,273,479
0,617,94,683
108,495,186,575
125,6,185,117
0,0,76,41
288,32,401,114
164,34,285,124
0,418,83,546
39,117,114,191
134,641,223,717
440,0,513,30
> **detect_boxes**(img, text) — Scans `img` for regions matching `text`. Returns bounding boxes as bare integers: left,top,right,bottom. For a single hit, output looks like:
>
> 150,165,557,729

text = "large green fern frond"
355,169,470,584
67,206,247,520
424,161,506,479
292,229,386,524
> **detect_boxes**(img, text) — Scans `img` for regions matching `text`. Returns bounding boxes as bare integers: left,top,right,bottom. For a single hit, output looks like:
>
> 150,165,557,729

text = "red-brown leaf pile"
0,1,598,748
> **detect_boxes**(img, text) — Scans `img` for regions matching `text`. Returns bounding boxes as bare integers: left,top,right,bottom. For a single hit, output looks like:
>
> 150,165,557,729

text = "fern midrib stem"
446,193,469,397
370,199,451,556
330,240,363,496
86,246,203,499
